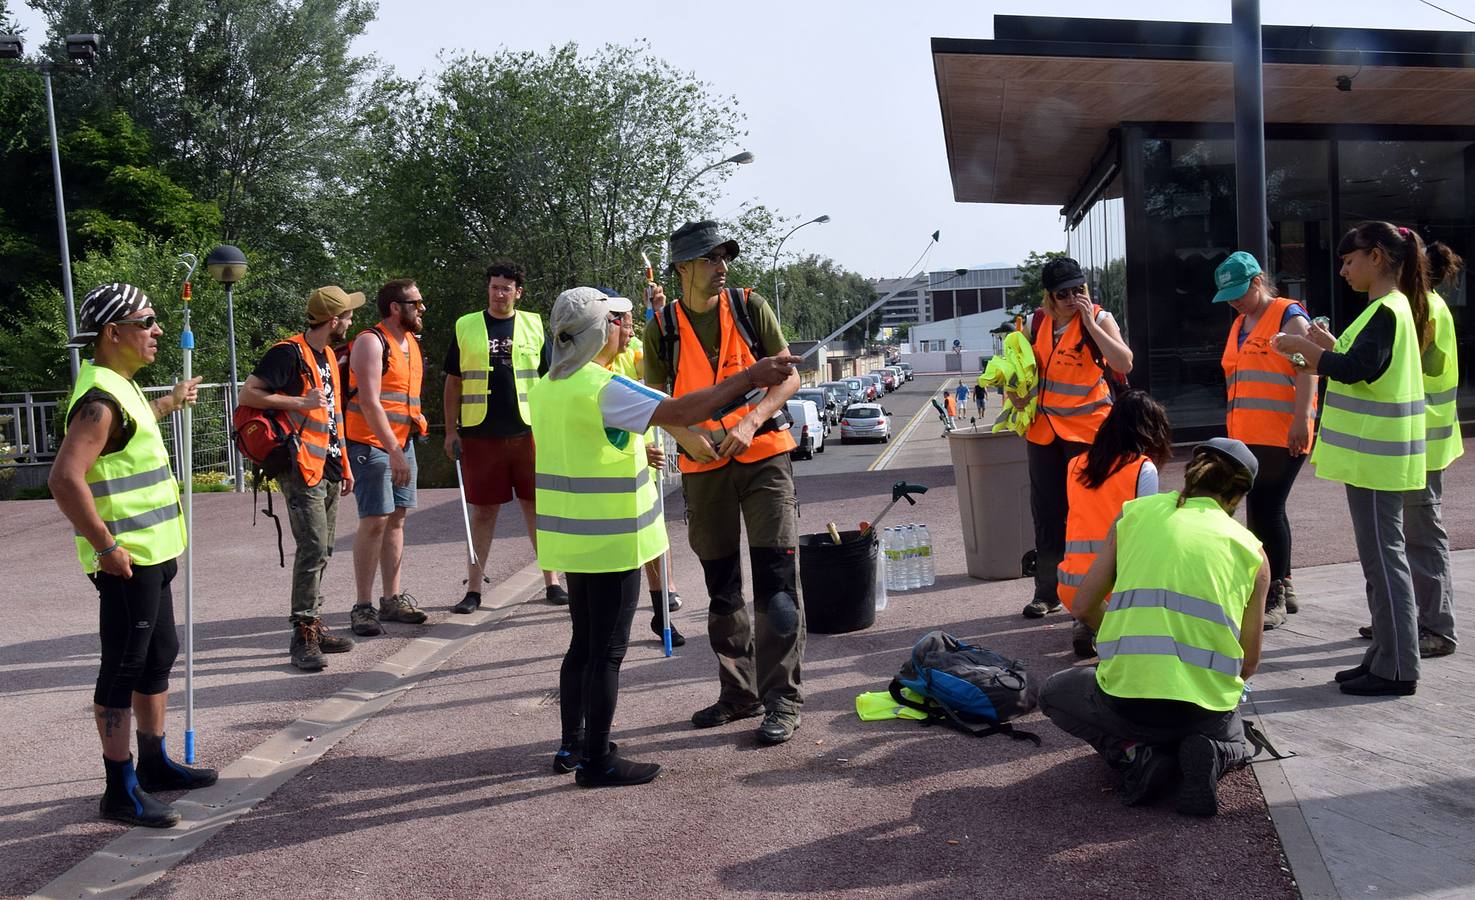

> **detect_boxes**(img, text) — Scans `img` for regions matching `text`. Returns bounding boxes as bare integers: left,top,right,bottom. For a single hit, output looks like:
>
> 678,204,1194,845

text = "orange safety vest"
344,322,428,449
1221,297,1316,450
672,293,796,474
1027,306,1114,445
1057,453,1148,610
278,334,350,487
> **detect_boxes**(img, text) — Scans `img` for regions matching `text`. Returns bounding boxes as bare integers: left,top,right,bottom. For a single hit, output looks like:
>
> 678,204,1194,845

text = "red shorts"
461,433,536,506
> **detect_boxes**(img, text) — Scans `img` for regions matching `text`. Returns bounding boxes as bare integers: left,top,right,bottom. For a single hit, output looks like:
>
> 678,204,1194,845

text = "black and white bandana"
67,283,152,348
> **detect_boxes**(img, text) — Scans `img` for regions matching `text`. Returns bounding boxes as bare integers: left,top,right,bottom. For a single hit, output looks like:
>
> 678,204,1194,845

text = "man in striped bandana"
50,283,216,828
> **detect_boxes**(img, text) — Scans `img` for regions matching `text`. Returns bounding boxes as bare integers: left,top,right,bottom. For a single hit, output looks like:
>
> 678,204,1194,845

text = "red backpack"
230,348,310,567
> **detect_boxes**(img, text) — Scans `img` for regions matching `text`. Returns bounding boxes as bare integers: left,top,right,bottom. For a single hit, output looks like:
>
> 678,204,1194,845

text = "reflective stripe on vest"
455,310,544,429
1423,292,1463,472
345,323,428,448
1026,306,1113,445
276,335,344,487
1056,453,1145,611
1222,297,1316,449
65,362,186,573
529,363,668,573
1094,492,1262,712
672,290,795,474
1310,291,1426,491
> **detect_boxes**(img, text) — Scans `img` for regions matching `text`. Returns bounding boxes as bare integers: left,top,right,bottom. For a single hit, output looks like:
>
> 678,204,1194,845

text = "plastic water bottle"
883,528,902,591
874,539,889,611
905,525,923,590
917,524,935,586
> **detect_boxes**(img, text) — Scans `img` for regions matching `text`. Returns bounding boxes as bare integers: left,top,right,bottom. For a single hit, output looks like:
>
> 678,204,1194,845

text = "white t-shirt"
1137,459,1159,497
599,374,665,434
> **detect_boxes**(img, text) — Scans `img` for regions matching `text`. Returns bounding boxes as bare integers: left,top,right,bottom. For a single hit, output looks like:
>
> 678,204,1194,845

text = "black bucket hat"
668,220,740,271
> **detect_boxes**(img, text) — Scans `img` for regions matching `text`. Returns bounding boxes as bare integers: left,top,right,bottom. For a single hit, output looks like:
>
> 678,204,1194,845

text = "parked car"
884,365,906,387
786,398,826,459
839,403,892,444
871,369,898,392
795,388,837,427
843,376,875,402
820,380,856,413
897,362,914,381
866,372,889,395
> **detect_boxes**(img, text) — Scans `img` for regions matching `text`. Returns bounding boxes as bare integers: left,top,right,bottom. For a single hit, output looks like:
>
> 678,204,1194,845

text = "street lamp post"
771,214,830,331
206,245,248,490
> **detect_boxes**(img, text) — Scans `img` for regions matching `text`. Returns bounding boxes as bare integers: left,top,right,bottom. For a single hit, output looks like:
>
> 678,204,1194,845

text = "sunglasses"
393,299,427,310
113,315,158,330
1051,285,1088,301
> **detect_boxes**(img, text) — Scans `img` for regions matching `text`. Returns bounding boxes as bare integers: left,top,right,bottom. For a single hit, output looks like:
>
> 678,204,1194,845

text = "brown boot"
290,621,326,671
314,620,354,653
1263,581,1288,631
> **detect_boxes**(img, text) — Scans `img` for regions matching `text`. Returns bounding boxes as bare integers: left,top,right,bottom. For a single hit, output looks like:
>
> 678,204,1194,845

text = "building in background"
875,275,930,331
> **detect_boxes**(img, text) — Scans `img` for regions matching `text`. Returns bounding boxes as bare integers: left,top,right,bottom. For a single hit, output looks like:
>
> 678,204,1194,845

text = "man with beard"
240,286,361,671
343,279,430,637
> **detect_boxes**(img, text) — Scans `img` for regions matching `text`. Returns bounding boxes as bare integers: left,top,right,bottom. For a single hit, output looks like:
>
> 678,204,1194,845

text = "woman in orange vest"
1214,252,1317,629
1021,257,1134,620
1057,390,1173,657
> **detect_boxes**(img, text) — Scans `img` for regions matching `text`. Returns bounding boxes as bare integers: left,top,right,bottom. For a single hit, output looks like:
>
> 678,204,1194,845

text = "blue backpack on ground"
888,631,1041,744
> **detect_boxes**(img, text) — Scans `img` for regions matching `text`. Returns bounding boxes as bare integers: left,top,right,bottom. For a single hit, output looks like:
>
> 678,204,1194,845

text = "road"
794,372,973,476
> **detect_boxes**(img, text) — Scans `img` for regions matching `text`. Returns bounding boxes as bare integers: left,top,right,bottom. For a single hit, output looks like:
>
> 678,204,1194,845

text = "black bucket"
799,529,878,634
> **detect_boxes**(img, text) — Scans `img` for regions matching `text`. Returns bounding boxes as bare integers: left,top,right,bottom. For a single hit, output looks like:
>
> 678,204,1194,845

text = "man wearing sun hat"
49,283,215,827
239,286,364,671
534,285,801,787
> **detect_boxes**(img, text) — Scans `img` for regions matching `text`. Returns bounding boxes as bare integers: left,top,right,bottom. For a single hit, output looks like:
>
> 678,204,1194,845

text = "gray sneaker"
380,592,428,624
1263,583,1288,631
1420,633,1456,658
350,603,383,636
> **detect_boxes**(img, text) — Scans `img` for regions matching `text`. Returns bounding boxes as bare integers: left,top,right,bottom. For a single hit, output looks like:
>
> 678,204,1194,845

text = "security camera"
0,33,23,60
64,33,101,62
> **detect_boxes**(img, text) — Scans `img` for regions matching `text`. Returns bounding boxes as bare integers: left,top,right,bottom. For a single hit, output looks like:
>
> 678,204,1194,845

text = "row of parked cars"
785,362,914,458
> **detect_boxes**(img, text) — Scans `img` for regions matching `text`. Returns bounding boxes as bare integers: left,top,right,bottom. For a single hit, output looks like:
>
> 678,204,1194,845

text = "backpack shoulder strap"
658,302,680,389
1030,307,1046,343
728,287,766,359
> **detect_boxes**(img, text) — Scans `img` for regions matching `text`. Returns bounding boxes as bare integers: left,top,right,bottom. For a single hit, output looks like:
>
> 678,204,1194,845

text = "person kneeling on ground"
1039,438,1270,816
534,286,801,788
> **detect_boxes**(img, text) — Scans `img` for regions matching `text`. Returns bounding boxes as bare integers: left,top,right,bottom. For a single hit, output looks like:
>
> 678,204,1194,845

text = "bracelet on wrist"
93,541,120,560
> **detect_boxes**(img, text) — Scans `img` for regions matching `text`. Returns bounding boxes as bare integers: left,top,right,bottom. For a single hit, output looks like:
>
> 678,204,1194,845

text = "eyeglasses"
113,315,157,330
393,299,427,310
698,252,732,266
1051,285,1088,301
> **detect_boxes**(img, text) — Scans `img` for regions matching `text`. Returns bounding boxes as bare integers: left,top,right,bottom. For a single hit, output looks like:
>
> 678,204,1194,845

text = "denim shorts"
349,440,418,517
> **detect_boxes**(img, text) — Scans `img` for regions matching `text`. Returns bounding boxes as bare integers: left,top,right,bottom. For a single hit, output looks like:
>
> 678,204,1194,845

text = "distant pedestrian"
943,390,956,423
973,382,987,415
50,283,216,827
955,382,968,418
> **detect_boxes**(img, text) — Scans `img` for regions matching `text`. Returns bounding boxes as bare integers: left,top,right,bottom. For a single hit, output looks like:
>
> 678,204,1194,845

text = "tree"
1006,249,1067,316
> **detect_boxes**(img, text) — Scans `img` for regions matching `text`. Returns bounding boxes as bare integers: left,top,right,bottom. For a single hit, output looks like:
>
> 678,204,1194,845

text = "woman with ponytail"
1275,222,1430,697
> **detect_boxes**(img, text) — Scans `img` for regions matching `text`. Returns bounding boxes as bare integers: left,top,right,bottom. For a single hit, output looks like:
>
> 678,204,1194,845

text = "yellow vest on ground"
455,309,545,428
1095,492,1262,713
1311,290,1426,491
64,361,187,573
1423,291,1463,472
529,363,667,573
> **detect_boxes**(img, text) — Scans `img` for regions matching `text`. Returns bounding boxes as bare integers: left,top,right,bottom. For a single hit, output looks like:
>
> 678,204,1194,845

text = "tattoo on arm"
80,402,105,424
95,707,125,737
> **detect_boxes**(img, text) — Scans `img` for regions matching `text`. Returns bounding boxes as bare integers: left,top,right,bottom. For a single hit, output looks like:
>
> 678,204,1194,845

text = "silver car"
840,403,892,443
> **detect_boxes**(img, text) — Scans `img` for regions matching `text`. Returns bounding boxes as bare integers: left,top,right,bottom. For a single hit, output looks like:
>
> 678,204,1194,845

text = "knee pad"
701,553,743,600
761,591,800,637
748,547,797,601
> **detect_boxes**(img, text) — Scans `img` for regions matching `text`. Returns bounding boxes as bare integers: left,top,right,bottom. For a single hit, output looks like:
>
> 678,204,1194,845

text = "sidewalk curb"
1248,697,1340,900
28,563,546,900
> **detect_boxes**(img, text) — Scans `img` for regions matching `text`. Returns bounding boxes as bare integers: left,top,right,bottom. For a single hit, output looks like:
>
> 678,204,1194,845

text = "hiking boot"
135,733,218,793
349,603,383,637
757,708,801,745
546,584,569,605
452,591,481,614
1176,735,1223,817
1339,672,1417,697
380,592,428,624
1071,619,1097,659
553,740,616,774
1120,745,1178,807
574,749,661,788
314,621,354,653
1022,597,1061,619
100,756,180,828
1334,664,1369,683
651,617,686,647
650,589,682,613
1358,624,1374,640
1420,634,1456,658
1263,583,1288,631
290,622,326,671
691,701,764,729
1281,576,1300,614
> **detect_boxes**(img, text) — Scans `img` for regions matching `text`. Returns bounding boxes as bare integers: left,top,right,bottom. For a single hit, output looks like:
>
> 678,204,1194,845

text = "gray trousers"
1039,667,1251,770
1404,469,1457,645
1346,485,1420,681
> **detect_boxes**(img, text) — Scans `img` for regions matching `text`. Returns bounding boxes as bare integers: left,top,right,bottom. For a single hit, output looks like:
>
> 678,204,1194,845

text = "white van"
786,398,825,460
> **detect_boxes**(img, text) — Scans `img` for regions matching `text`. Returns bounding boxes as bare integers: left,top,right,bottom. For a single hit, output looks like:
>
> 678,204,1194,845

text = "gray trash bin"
948,429,1034,580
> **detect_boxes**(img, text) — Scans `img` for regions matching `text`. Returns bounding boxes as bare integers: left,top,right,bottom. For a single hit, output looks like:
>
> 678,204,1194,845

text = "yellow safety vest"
1423,291,1463,472
1096,492,1262,713
529,363,667,573
1310,290,1426,491
64,361,187,573
455,309,545,428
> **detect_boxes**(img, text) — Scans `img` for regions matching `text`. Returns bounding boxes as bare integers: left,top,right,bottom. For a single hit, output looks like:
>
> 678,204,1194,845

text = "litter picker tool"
861,481,927,539
454,454,478,570
643,248,674,657
176,252,200,763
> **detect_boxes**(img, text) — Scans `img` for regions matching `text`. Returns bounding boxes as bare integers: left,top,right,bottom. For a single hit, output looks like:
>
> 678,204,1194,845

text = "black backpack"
889,631,1041,744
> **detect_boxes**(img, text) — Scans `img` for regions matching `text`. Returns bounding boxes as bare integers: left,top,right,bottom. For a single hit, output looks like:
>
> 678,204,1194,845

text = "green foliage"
1006,249,1067,315
768,254,878,344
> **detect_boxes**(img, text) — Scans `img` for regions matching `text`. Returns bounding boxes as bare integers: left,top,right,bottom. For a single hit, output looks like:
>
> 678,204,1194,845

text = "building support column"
1233,0,1269,267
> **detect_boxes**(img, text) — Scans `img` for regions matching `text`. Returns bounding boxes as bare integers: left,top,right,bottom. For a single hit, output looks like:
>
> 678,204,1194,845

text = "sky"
10,0,1472,280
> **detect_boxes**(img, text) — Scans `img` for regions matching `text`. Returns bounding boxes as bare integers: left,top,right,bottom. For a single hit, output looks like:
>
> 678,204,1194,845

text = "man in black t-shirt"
239,286,363,671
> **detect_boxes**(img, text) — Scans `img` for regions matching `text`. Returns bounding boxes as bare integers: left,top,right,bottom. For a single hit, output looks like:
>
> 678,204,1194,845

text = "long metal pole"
43,71,80,384
1232,0,1269,267
224,282,244,491
178,265,198,763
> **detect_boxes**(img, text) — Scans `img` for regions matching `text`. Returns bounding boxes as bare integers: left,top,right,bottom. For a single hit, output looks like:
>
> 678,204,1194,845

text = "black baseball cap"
668,220,740,270
1041,257,1087,292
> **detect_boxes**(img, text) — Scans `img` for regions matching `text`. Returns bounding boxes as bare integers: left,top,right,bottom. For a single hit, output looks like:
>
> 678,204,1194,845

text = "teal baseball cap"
1213,251,1262,303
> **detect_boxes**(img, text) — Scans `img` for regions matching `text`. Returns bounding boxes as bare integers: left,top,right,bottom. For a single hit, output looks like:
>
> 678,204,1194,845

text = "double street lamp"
1,32,102,383
771,214,830,332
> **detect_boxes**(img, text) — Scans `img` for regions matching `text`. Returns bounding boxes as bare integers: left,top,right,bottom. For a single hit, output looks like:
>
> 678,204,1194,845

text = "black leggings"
559,569,641,762
1244,445,1306,581
91,559,179,709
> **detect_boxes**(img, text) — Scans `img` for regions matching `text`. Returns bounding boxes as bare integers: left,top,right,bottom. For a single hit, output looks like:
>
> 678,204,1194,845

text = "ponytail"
1336,221,1432,350
1427,241,1466,292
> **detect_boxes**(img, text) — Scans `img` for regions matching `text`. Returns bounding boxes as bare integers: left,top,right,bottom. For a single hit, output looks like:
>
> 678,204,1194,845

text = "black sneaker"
757,708,801,745
290,622,326,671
1334,664,1369,684
1119,745,1177,807
650,590,682,613
691,701,764,729
1176,735,1223,817
1358,624,1374,640
1071,619,1097,659
349,604,383,637
574,750,660,788
452,592,481,614
1339,672,1417,697
553,740,617,774
651,617,686,647
100,757,181,828
546,584,569,605
1022,597,1061,619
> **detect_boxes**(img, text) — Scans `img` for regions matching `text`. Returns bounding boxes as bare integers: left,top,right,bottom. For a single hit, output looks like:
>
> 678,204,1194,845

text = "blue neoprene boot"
100,755,181,828
135,732,219,792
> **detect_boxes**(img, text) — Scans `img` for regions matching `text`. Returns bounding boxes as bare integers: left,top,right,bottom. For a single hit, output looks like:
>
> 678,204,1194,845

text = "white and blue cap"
1193,436,1259,486
68,282,152,348
548,286,632,379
